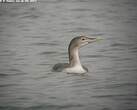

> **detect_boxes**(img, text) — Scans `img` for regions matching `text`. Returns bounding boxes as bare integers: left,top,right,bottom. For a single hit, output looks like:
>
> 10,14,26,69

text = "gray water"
0,0,137,110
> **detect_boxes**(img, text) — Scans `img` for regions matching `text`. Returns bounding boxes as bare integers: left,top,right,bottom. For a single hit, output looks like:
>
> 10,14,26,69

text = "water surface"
0,0,137,110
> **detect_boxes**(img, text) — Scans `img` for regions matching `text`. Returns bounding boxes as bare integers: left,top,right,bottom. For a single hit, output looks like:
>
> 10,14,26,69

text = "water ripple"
31,42,58,46
21,14,40,19
28,103,84,110
92,94,136,99
39,51,57,55
0,84,18,88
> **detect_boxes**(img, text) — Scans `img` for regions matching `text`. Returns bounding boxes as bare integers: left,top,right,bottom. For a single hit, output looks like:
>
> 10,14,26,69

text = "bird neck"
68,46,82,67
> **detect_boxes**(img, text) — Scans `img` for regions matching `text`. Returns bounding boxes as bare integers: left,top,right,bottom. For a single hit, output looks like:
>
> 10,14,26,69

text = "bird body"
63,64,87,74
52,35,98,74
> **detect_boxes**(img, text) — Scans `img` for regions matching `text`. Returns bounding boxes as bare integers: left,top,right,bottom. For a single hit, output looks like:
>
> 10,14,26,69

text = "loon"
52,35,98,74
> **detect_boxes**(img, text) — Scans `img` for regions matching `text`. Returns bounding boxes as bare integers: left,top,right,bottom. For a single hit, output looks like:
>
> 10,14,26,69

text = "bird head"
69,35,101,48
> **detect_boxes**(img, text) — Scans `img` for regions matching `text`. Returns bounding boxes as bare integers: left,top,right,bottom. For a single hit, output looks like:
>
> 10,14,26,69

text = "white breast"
63,65,86,74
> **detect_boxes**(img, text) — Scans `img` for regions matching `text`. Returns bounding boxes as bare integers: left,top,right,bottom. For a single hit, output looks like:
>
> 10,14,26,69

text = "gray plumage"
52,35,97,73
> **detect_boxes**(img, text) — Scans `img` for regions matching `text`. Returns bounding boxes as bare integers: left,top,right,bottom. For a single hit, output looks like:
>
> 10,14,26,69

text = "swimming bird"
52,35,98,74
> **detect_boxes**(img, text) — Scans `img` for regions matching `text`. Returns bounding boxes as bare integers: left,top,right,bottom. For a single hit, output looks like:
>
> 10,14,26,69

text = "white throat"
64,47,86,73
73,48,81,66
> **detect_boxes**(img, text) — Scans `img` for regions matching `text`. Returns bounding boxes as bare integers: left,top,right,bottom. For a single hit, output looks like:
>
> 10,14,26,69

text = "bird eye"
82,38,85,40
